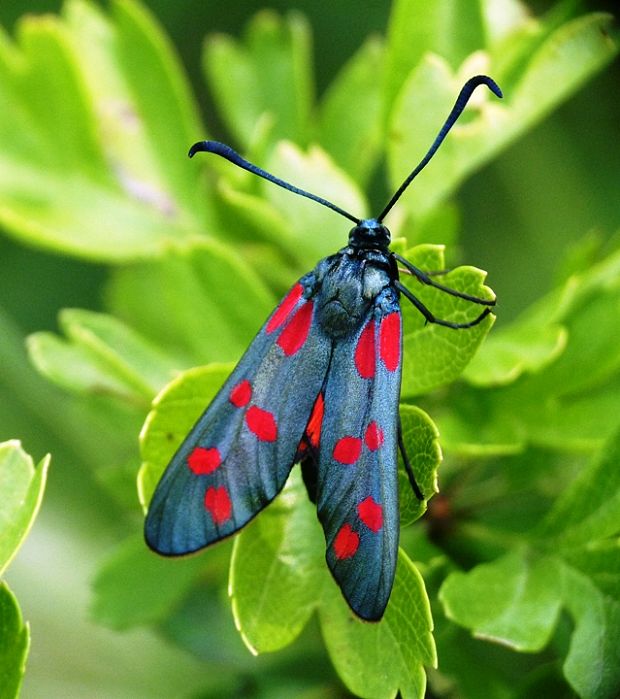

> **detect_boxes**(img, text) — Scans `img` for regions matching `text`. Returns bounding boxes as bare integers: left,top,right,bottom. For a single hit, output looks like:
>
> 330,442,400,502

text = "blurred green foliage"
0,0,619,697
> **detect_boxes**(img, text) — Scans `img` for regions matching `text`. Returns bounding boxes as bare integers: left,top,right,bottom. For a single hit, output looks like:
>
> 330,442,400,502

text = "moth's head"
348,218,391,251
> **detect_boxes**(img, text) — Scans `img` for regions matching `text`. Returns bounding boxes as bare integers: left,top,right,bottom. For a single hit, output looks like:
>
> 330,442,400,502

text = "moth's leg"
395,281,492,329
300,451,319,504
398,416,424,501
394,253,495,307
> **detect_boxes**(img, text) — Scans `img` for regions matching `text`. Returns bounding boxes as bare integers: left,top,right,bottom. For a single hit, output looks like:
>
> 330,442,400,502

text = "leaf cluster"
0,0,618,698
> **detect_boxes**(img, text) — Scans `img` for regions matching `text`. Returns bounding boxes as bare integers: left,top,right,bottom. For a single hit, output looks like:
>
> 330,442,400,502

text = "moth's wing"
316,292,402,620
296,390,325,504
145,281,332,555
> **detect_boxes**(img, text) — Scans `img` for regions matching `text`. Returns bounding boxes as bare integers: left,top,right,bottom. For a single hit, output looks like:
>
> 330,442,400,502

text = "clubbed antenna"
376,75,502,222
189,140,360,224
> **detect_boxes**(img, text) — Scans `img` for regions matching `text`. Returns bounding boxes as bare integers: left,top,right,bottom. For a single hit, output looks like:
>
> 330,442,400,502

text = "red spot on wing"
204,486,232,524
245,405,278,442
364,421,384,451
305,392,324,448
229,380,252,407
357,496,383,532
277,301,314,356
354,320,375,379
380,312,401,372
187,447,222,475
333,523,360,559
333,436,362,465
266,283,303,334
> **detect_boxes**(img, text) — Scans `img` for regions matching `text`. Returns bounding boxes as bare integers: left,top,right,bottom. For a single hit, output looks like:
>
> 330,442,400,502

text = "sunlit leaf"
0,441,49,576
0,583,29,699
203,11,313,150
0,0,210,261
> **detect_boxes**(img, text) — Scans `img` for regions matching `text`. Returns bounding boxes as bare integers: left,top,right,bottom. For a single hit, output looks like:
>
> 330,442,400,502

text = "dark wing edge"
145,280,332,556
316,289,402,620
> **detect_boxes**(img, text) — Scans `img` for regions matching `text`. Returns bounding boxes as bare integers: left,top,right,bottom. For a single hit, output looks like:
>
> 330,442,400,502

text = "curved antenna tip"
472,74,503,99
188,140,212,158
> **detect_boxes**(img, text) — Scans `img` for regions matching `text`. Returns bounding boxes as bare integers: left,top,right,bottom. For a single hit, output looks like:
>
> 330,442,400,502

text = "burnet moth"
145,75,502,621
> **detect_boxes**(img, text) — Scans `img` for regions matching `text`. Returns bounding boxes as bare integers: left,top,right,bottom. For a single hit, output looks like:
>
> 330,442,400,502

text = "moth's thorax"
348,219,391,251
312,248,393,339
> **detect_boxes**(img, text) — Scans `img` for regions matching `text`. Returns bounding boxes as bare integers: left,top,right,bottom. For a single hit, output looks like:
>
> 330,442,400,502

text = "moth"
145,75,501,621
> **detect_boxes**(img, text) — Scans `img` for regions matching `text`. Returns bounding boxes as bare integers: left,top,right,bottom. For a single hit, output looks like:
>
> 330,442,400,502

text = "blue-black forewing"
145,279,331,555
316,289,402,620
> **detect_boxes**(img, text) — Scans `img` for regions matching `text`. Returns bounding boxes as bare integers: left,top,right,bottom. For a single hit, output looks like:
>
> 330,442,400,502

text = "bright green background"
0,1,619,698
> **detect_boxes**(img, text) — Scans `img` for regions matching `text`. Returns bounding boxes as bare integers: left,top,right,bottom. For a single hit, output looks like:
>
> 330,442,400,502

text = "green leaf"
0,0,209,261
440,548,562,652
487,1,569,92
138,363,234,508
27,309,178,405
463,322,567,386
482,0,532,47
439,423,620,697
317,38,385,186
91,534,212,630
384,0,485,117
510,13,618,129
231,469,437,695
434,393,525,457
230,471,325,653
64,0,208,218
387,56,505,220
461,268,577,387
157,579,253,668
387,14,618,218
399,245,495,397
262,142,368,261
0,440,49,576
110,0,207,216
439,370,620,457
107,240,276,367
535,422,620,549
4,13,106,175
398,405,441,525
0,166,196,260
439,245,620,455
432,620,545,699
96,459,147,511
0,442,46,697
562,540,620,601
559,553,620,699
0,583,29,699
201,139,367,266
319,549,436,699
523,284,620,400
397,201,460,250
523,377,620,452
203,11,313,150
214,181,293,249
